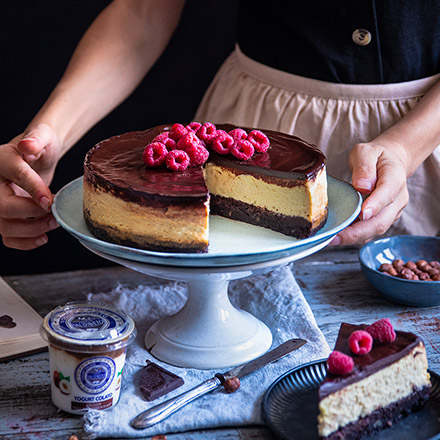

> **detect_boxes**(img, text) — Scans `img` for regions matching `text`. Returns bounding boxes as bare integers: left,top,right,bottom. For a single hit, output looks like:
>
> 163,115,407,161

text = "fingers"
348,142,408,242
360,157,407,222
3,234,49,251
0,213,59,250
349,143,378,195
333,189,408,245
0,172,58,250
17,123,57,156
0,181,48,218
0,153,53,212
0,214,59,239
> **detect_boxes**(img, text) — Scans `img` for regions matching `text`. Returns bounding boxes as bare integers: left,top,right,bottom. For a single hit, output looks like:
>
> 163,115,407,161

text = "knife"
131,338,306,429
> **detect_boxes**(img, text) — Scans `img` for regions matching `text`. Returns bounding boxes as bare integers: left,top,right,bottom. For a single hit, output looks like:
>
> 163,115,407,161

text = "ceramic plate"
52,175,361,267
359,236,440,307
262,359,440,440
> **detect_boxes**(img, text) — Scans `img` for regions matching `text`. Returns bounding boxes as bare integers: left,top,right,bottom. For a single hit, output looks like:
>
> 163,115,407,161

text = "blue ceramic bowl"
359,235,440,306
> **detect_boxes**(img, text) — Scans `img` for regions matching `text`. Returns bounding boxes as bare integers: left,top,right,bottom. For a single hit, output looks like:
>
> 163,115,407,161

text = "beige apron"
195,46,440,237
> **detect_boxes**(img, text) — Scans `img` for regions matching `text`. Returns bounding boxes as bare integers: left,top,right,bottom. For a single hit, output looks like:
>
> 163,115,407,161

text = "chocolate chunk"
139,361,184,401
0,315,17,328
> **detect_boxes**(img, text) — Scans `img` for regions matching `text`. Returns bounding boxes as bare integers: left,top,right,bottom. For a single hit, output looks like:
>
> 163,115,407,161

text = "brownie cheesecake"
83,123,328,252
318,321,431,440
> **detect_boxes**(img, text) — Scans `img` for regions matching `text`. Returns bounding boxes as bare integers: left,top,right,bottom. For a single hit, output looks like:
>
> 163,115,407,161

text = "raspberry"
165,149,190,171
168,123,188,141
185,144,209,166
212,130,234,155
327,351,354,375
142,142,168,167
228,128,248,141
247,130,270,153
176,131,203,150
365,318,396,343
186,122,202,133
196,122,217,143
231,139,254,160
349,330,373,355
153,132,177,151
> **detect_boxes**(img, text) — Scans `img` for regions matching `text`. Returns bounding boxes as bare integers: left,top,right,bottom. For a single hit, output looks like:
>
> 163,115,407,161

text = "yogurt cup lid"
41,301,136,349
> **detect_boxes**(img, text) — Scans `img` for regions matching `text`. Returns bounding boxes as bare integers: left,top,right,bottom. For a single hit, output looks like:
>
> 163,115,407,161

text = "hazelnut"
223,376,240,393
68,436,79,440
387,267,398,276
404,261,417,271
416,259,429,270
429,261,440,269
379,263,393,272
392,259,405,270
432,274,440,281
151,436,167,440
400,267,414,276
428,268,439,277
419,272,431,281
412,274,420,280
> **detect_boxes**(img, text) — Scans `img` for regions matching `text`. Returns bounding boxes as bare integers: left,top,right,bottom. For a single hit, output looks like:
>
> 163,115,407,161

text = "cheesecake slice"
318,322,431,440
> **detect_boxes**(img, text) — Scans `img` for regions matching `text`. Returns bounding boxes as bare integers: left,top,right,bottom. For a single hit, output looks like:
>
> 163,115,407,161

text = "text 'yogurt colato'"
40,302,136,414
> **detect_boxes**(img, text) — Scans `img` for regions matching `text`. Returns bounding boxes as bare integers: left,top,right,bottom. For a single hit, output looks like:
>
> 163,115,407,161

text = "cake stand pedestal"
83,238,331,370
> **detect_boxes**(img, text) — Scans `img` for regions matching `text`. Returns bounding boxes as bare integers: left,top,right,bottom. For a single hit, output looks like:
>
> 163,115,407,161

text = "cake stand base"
145,274,272,369
84,238,331,369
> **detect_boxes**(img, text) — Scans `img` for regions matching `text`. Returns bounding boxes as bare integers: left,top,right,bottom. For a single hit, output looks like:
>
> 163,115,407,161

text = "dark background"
0,0,238,275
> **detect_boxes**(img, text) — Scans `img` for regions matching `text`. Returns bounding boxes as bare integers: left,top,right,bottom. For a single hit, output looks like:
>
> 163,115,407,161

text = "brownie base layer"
84,215,208,253
320,386,431,440
210,195,327,239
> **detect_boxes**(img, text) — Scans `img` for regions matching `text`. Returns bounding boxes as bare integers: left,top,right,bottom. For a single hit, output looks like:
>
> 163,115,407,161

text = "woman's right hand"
0,123,61,250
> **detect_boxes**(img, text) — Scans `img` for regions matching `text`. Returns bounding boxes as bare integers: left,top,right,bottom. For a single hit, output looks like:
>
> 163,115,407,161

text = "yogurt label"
75,356,116,394
48,305,130,342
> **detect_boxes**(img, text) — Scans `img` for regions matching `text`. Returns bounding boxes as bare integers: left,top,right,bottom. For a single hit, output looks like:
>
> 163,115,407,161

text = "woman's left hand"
331,139,410,245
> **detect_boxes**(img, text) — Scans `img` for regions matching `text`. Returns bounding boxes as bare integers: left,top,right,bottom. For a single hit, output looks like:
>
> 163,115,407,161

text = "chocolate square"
139,361,184,401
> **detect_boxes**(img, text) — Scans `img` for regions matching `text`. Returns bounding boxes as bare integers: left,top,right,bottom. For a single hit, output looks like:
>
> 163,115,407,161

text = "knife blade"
131,338,306,429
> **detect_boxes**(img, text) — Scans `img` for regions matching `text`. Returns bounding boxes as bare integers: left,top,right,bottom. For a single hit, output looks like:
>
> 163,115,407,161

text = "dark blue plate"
262,359,440,440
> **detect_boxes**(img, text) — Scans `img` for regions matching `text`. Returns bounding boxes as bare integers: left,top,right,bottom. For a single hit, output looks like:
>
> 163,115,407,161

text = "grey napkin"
83,265,330,438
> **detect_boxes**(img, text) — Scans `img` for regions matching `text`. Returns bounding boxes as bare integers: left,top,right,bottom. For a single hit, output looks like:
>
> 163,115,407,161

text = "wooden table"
2,245,440,439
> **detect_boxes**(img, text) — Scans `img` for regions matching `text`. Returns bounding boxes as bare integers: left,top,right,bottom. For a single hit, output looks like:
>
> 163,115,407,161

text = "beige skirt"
195,46,440,237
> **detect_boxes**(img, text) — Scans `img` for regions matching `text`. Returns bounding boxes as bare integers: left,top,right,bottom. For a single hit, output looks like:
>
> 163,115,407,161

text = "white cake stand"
52,175,361,369
83,238,332,370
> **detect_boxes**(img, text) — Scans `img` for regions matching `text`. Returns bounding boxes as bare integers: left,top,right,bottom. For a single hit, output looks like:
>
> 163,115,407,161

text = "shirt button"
352,29,372,46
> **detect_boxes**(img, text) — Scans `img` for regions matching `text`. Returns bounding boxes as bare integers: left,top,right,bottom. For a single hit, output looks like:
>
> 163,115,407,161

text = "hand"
331,139,410,245
0,124,62,250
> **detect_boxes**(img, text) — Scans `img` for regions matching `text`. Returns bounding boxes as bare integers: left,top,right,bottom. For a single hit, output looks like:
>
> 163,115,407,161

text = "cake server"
131,337,307,429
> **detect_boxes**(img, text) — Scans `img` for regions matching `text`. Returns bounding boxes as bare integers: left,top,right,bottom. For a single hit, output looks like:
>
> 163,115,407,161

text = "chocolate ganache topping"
319,323,422,401
84,123,326,203
212,124,326,180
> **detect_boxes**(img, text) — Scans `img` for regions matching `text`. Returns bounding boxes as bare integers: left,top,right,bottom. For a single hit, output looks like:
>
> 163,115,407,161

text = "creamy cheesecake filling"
83,180,209,250
318,342,430,437
204,163,327,226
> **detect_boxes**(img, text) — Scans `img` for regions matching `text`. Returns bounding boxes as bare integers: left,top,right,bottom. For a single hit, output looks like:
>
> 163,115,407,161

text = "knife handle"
131,376,222,429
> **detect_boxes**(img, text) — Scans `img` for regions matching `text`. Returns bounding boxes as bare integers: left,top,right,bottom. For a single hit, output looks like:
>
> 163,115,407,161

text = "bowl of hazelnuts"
359,235,440,306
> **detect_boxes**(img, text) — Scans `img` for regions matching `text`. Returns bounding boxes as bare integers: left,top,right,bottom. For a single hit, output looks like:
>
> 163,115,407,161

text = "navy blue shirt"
237,0,440,84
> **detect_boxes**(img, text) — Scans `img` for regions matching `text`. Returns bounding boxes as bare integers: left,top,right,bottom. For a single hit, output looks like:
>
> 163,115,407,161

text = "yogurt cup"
40,301,136,414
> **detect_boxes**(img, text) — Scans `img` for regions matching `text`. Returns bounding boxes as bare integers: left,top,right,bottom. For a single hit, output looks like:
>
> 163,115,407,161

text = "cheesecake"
318,322,431,440
83,123,328,253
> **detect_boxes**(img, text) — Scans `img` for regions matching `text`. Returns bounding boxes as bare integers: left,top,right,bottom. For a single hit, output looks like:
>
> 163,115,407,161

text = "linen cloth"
82,264,330,438
195,46,440,237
